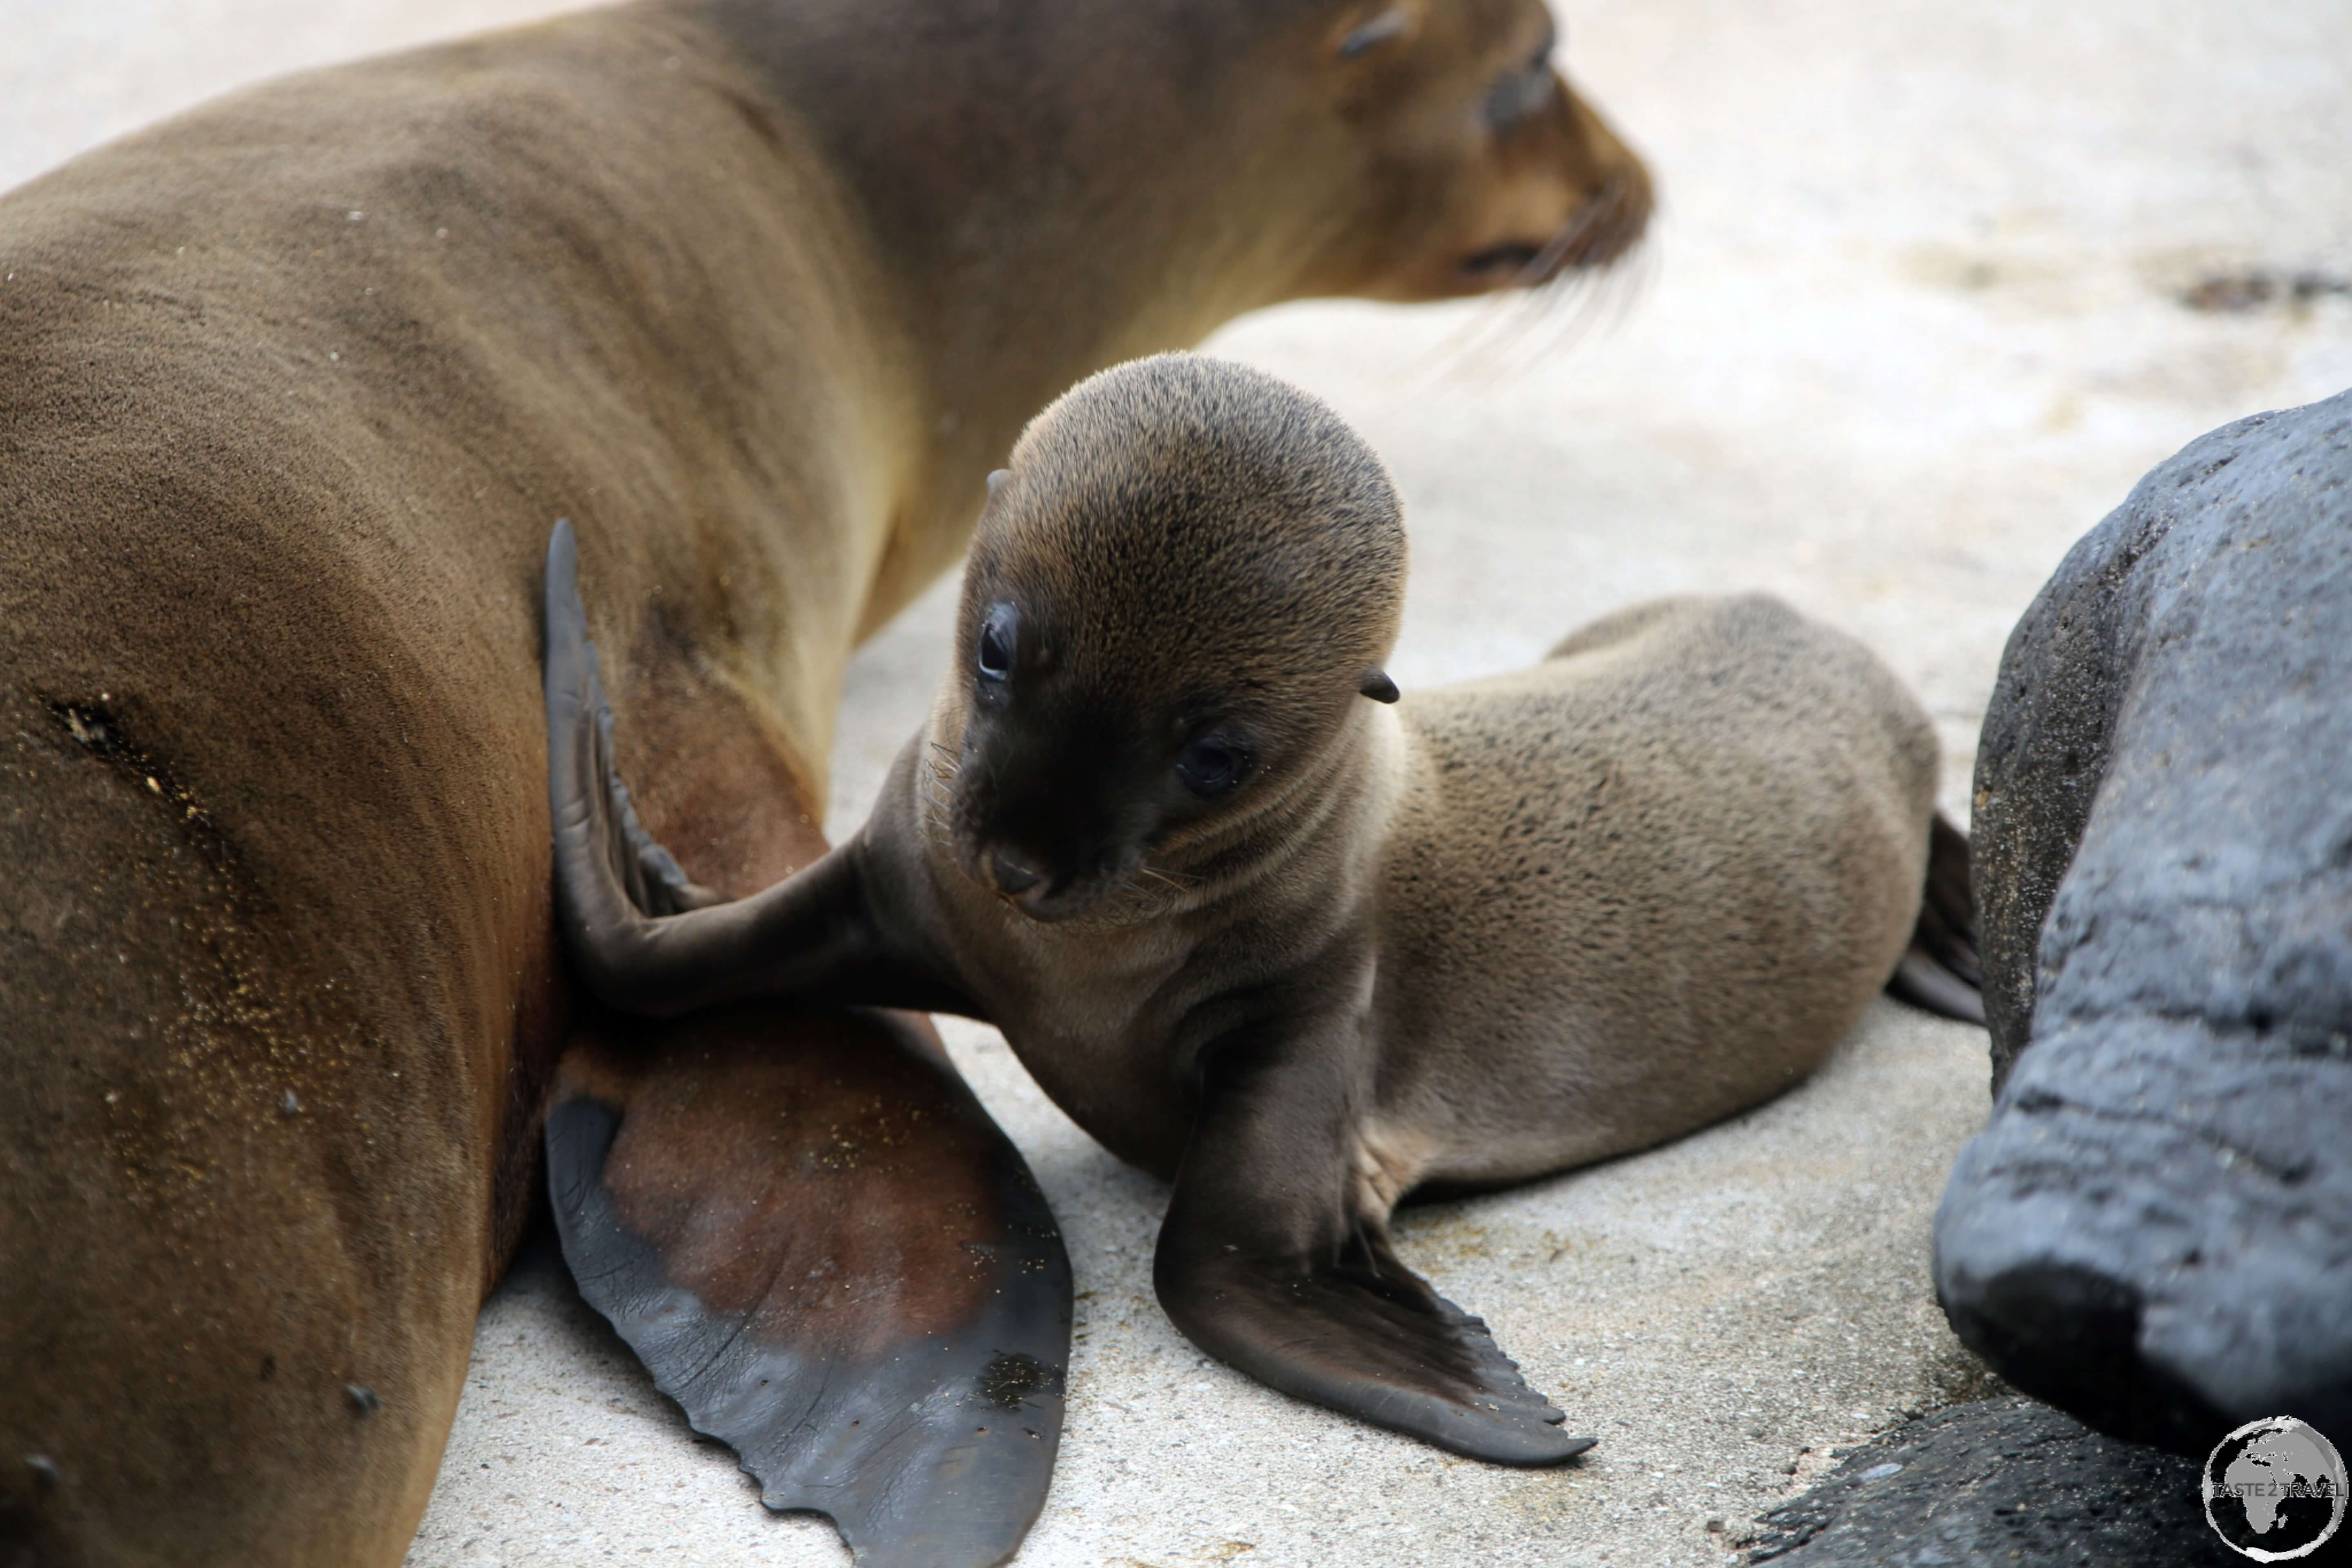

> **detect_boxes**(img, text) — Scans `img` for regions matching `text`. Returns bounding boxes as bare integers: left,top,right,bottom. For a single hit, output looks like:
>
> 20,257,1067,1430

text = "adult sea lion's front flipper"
1154,1024,1594,1466
1885,811,1987,1025
548,1013,1071,1568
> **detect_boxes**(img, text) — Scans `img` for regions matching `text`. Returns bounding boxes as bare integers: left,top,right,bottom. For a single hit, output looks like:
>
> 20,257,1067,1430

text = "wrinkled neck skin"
864,688,1406,1176
690,0,1350,633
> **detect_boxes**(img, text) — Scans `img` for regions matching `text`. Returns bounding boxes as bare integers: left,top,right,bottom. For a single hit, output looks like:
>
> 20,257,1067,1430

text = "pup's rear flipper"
548,1011,1070,1568
1886,811,1986,1025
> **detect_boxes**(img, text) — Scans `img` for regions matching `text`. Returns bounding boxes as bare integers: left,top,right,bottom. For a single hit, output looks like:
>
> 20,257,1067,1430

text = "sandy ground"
9,1,2352,1564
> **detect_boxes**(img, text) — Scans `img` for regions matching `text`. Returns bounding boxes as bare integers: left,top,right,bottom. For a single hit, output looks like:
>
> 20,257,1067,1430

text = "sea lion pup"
1,0,1654,1560
1938,387,2352,1457
547,354,1975,1463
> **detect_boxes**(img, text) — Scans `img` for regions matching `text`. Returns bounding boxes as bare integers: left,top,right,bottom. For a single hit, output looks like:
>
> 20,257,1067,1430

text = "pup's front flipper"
549,1011,1071,1568
1153,1024,1593,1465
543,521,948,1018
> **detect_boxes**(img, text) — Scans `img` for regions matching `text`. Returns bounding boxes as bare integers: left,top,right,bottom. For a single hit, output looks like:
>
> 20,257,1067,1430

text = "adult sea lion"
1936,387,2352,1456
546,354,1981,1466
0,2,1653,1564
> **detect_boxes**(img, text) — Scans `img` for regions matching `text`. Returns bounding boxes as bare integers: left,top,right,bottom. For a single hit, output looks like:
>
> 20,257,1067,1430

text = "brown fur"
0,0,1649,1559
1376,595,1933,1187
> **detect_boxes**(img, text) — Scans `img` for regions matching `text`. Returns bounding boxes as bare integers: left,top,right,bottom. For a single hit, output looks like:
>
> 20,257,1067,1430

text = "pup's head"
943,355,1406,922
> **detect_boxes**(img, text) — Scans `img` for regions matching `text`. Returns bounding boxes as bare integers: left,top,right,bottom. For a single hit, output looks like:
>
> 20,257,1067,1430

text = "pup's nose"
989,850,1043,896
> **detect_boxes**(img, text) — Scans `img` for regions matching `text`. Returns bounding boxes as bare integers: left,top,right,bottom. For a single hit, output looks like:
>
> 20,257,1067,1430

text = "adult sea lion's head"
716,0,1652,334
712,0,1651,624
940,355,1406,923
1300,0,1655,298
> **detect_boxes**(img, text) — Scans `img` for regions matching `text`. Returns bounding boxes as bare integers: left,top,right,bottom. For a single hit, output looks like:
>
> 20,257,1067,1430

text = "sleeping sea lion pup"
544,354,1976,1463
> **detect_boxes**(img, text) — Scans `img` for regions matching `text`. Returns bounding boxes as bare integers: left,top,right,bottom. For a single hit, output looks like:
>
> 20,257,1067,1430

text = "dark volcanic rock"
1936,388,2352,1455
1749,1396,2238,1567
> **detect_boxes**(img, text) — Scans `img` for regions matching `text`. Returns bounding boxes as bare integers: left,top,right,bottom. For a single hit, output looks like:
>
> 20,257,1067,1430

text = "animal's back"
1376,594,1936,1187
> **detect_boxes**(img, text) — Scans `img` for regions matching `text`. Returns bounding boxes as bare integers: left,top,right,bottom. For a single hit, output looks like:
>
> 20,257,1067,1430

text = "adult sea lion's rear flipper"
1885,811,1986,1025
1154,1034,1594,1466
548,1013,1071,1568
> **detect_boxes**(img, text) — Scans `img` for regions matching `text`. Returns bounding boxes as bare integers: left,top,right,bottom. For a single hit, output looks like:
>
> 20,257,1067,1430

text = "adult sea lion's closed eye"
1336,7,1412,60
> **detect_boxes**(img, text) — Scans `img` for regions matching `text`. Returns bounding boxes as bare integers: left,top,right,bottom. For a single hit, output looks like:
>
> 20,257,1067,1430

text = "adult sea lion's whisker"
1519,270,1616,368
1498,230,1654,373
1427,188,1642,379
1514,174,1620,291
1412,182,1607,378
1434,291,1542,381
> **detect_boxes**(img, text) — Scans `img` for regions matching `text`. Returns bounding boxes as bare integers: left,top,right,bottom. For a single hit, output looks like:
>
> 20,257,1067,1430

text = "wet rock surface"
1750,1396,2241,1567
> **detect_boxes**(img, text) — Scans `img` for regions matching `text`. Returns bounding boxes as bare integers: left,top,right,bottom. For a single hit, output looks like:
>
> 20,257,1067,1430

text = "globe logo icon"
2203,1417,2348,1561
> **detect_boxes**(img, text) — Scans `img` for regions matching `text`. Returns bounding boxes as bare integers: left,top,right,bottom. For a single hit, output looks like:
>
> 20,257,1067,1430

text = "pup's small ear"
1336,7,1412,60
1359,669,1400,704
986,468,1012,495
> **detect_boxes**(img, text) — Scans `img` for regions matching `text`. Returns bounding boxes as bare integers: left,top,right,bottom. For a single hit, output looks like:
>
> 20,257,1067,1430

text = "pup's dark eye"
1175,736,1251,799
976,604,1017,684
